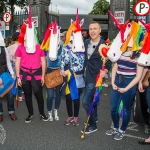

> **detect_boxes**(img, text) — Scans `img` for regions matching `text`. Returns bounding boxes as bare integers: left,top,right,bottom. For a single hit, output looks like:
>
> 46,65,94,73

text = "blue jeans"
145,86,150,136
111,74,137,131
46,85,62,111
0,91,15,115
82,82,97,127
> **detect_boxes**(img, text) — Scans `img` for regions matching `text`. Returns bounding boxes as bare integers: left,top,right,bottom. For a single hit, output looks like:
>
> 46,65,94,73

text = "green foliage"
0,0,27,14
89,0,110,15
130,0,138,15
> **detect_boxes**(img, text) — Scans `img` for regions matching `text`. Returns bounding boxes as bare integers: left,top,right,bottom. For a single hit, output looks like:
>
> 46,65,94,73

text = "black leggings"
66,88,82,117
22,80,45,115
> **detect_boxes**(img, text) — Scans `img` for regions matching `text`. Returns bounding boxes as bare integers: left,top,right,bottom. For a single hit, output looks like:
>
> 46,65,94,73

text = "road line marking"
125,134,145,139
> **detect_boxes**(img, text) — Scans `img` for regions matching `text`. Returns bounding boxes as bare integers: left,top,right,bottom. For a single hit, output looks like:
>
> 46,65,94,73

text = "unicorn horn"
108,10,120,29
28,5,32,28
76,8,79,25
53,19,57,34
138,19,150,32
108,10,129,43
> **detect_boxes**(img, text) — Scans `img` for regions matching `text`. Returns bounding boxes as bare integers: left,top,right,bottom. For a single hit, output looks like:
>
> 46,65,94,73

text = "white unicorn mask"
107,10,131,62
49,20,61,61
64,8,85,53
40,20,61,61
25,22,36,53
18,5,38,53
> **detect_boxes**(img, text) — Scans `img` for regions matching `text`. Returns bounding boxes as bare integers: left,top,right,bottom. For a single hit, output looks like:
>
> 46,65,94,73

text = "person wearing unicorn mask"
40,20,62,121
106,21,145,140
81,21,111,134
60,11,85,126
15,6,48,123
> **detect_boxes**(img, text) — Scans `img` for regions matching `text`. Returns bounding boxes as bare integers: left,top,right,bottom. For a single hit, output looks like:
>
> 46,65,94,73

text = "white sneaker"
102,83,108,87
48,111,53,121
54,109,59,121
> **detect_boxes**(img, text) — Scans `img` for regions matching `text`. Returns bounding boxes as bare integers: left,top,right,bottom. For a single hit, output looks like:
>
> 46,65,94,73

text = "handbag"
0,72,14,98
44,68,63,88
75,74,85,88
142,71,150,89
69,50,85,88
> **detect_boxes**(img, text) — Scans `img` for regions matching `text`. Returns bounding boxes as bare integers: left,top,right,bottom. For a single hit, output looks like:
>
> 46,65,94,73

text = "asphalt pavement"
0,86,149,150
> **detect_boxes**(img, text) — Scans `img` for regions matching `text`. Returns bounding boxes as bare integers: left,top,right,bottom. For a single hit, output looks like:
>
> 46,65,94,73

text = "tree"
0,0,27,15
89,0,110,15
130,0,138,15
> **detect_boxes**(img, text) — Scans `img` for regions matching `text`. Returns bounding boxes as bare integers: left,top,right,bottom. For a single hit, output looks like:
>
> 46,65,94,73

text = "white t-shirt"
87,40,99,59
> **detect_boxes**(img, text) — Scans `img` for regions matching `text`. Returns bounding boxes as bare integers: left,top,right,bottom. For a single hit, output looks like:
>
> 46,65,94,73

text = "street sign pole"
146,0,150,23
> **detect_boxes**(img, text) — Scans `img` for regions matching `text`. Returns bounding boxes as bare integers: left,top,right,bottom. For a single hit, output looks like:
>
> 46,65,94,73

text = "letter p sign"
2,12,12,23
134,0,150,16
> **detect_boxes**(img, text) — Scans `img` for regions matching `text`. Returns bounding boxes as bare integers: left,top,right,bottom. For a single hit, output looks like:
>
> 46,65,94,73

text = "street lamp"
50,1,52,22
55,5,57,13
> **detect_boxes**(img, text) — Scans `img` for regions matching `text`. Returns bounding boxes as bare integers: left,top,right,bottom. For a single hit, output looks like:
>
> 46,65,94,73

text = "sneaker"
0,115,3,122
9,114,17,121
25,114,33,123
48,111,53,121
114,131,125,140
54,109,59,121
40,114,49,121
102,83,108,87
106,128,118,135
18,97,23,101
81,126,97,134
64,117,74,125
73,117,79,126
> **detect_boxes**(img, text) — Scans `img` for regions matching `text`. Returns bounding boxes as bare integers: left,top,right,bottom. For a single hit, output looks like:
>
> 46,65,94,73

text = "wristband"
16,76,20,78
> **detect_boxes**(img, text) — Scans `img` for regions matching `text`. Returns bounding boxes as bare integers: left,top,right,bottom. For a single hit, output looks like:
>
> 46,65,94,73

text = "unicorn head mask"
18,5,39,53
40,19,61,61
138,19,150,66
107,10,131,62
64,8,85,53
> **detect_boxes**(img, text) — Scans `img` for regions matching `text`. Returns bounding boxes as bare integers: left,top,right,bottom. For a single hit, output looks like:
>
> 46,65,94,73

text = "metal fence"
1,9,59,37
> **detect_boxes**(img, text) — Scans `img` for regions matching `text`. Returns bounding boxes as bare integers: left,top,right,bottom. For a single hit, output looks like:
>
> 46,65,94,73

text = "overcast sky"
50,0,110,14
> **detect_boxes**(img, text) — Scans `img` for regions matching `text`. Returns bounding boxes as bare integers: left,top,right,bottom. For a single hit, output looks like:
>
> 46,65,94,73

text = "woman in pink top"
15,18,48,123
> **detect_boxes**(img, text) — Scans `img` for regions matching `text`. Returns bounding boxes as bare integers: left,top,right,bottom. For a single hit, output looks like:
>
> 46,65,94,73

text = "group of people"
0,14,149,145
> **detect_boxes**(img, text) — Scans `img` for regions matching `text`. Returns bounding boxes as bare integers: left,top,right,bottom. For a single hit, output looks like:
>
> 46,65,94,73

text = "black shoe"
81,126,97,134
138,139,150,145
40,114,48,121
25,114,33,123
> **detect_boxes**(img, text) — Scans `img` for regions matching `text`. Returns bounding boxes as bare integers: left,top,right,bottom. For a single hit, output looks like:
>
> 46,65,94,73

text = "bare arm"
41,56,46,77
111,63,118,85
138,67,148,92
15,57,22,86
139,67,148,83
5,48,14,76
15,57,21,77
41,56,46,86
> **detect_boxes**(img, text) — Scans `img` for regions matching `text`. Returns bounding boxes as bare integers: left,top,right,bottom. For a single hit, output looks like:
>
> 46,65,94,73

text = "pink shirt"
15,44,45,80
